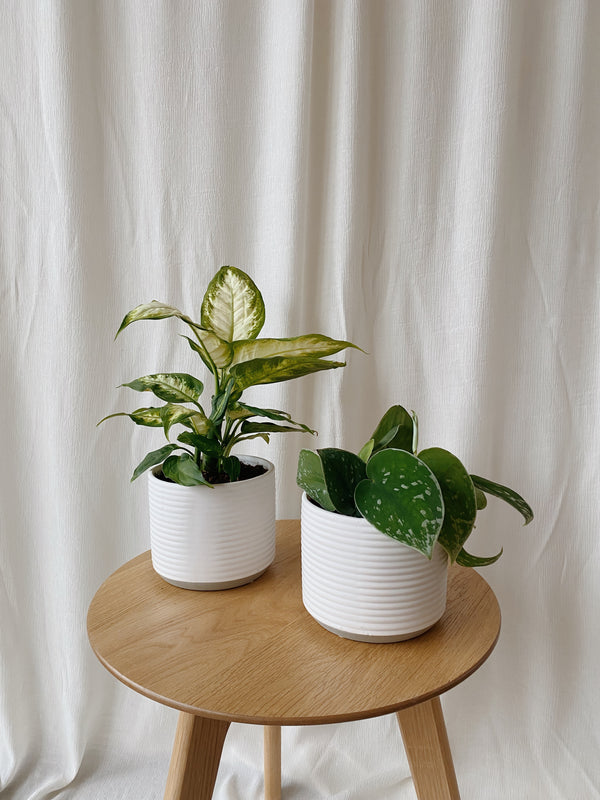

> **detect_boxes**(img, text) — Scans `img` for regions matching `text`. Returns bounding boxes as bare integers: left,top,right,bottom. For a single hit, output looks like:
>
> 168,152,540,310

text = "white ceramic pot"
148,456,276,590
301,493,448,642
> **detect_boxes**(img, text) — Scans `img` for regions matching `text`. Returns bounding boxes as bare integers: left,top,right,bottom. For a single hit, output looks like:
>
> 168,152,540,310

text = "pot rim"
150,455,274,488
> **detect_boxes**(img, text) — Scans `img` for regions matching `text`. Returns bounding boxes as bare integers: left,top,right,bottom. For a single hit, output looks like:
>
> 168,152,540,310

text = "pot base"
156,566,269,591
311,617,441,643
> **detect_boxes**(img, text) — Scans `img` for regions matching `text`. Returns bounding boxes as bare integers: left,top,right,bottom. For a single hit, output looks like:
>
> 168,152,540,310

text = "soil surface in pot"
155,461,267,485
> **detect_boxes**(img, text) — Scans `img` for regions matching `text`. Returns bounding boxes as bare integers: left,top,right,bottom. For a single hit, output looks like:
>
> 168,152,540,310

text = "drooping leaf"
121,373,204,405
240,421,312,436
229,356,345,391
231,334,358,366
296,449,336,512
418,448,477,563
475,487,488,510
159,404,198,437
230,404,317,434
456,546,503,567
162,453,212,486
97,407,164,428
201,266,265,342
370,406,414,453
318,448,367,517
471,475,534,525
115,301,196,338
357,438,375,463
131,443,182,482
182,332,233,370
354,448,444,558
177,431,221,455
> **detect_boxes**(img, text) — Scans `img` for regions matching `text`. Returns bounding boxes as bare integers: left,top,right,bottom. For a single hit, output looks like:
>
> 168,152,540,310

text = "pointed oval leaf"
418,447,477,563
296,449,336,513
122,373,204,405
229,356,345,391
240,421,312,435
182,332,233,370
456,546,503,567
231,334,358,366
162,453,212,486
358,438,375,463
471,475,534,525
131,443,181,482
116,301,196,338
371,406,414,453
231,404,316,434
160,404,197,437
354,449,444,558
318,448,367,517
201,266,265,342
97,407,164,428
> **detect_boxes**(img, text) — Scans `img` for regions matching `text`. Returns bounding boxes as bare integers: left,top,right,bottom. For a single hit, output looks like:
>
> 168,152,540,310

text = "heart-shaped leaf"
319,448,367,517
201,266,265,342
162,453,212,486
296,449,336,512
121,373,204,405
355,449,444,558
418,448,477,563
131,443,182,482
456,546,503,567
370,406,414,453
471,475,534,525
229,356,345,390
231,334,358,366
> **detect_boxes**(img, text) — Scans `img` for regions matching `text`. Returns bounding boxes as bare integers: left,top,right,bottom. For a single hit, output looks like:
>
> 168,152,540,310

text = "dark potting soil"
155,461,267,485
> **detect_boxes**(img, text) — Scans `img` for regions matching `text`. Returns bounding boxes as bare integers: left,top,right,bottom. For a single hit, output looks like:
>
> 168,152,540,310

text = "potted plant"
297,405,533,641
99,266,357,590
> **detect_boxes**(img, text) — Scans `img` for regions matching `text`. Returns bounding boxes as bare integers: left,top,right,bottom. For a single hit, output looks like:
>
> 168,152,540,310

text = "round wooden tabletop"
87,520,501,726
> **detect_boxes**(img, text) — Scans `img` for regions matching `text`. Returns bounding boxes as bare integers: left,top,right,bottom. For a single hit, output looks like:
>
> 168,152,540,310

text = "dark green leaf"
418,448,477,563
240,421,312,436
229,355,345,391
210,377,236,423
162,453,212,486
456,546,503,567
121,373,204,405
475,487,488,510
471,475,534,525
221,456,241,482
354,449,444,558
177,431,222,455
296,449,336,512
318,448,367,517
371,406,414,453
131,443,181,482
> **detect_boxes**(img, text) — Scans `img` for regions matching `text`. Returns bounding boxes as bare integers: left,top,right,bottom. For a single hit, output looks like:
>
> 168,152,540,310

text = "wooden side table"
87,520,500,800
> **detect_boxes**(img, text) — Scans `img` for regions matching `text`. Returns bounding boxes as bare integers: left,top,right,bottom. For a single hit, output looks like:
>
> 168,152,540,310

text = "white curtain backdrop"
1,0,599,797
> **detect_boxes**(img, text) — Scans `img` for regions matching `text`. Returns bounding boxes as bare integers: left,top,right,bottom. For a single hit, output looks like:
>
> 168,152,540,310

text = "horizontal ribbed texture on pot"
301,493,448,641
148,457,276,588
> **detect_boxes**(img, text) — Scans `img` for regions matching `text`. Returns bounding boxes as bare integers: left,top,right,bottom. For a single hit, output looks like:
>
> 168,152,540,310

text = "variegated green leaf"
121,373,204,405
177,431,221,455
201,266,265,342
231,404,316,434
231,335,358,366
456,546,503,567
160,404,197,437
131,443,182,482
471,475,534,525
296,449,336,512
182,332,233,370
418,448,477,563
180,407,211,435
229,356,345,391
240,421,310,436
162,453,212,486
115,301,196,338
97,407,164,428
319,448,366,517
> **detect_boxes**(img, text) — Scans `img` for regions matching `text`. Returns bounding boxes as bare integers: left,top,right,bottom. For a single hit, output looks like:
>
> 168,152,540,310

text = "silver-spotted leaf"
456,546,503,567
418,448,477,563
318,448,367,517
354,449,444,558
201,266,265,342
296,449,336,512
471,475,534,525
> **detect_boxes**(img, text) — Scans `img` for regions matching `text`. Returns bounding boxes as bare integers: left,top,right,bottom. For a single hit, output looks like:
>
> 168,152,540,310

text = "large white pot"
301,493,448,642
148,456,276,590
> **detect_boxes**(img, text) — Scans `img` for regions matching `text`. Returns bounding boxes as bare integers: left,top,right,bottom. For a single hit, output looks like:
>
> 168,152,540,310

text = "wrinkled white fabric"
1,1,599,798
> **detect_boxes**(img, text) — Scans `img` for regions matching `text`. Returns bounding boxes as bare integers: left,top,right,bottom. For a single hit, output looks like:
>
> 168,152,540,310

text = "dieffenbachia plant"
297,405,533,567
99,266,358,486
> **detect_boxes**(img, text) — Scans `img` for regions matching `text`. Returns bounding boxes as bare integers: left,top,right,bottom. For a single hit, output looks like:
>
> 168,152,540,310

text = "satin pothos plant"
99,266,357,486
297,405,533,567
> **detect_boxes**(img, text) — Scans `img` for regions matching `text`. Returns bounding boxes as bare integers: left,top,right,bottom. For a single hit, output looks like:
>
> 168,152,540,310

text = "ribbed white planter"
301,493,448,642
148,456,276,590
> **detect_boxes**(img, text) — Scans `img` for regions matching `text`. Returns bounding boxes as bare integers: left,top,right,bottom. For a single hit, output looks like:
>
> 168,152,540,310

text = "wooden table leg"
164,712,230,800
396,696,461,800
264,725,282,800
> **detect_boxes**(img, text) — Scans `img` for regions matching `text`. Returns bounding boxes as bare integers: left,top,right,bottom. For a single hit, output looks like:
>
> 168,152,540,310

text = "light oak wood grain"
263,726,281,800
163,712,229,800
87,520,501,726
397,697,461,800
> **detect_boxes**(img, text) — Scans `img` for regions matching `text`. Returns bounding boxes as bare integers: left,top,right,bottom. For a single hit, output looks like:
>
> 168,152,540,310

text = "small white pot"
301,493,448,642
148,456,276,590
